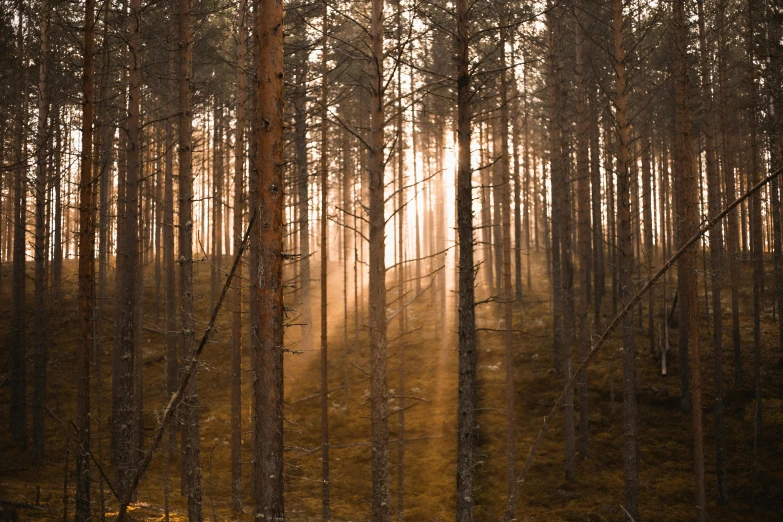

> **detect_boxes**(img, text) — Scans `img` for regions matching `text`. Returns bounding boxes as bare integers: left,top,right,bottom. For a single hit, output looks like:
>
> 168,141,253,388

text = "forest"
0,0,782,520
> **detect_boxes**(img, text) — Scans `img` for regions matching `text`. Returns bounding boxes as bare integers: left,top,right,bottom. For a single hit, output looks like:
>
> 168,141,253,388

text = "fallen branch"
117,210,257,520
505,165,783,517
0,499,48,511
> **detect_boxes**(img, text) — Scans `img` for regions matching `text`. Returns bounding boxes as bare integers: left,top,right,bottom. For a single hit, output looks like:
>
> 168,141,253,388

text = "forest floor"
1,250,782,521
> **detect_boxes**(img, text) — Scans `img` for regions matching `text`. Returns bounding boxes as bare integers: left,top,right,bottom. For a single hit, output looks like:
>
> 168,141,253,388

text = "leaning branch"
505,165,783,517
117,210,258,519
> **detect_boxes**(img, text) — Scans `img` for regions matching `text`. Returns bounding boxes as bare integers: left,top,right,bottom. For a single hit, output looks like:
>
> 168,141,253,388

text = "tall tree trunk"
455,0,476,518
697,0,727,504
590,88,604,329
367,0,391,519
230,2,247,512
253,0,285,517
163,43,178,519
746,0,764,503
76,0,96,518
574,0,591,461
319,2,331,517
550,1,575,481
548,2,563,378
212,101,224,307
717,0,742,387
612,1,638,518
32,0,51,460
53,107,63,318
178,0,202,518
116,0,141,505
674,0,706,518
10,0,28,447
293,24,310,354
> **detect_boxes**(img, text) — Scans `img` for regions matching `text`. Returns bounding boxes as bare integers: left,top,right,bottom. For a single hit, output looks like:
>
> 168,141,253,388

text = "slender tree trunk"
320,2,331,517
253,0,285,516
163,43,178,519
293,26,310,354
612,1,638,519
574,0,591,460
551,1,575,481
548,3,563,378
10,0,28,446
76,0,96,518
178,0,202,518
590,88,604,329
394,4,406,522
746,0,764,502
342,126,353,411
230,2,247,512
512,47,523,299
455,0,476,518
716,0,742,387
367,0,391,519
115,0,141,504
32,0,51,460
53,106,63,316
697,0,727,504
674,0,705,518
605,113,617,318
211,102,224,307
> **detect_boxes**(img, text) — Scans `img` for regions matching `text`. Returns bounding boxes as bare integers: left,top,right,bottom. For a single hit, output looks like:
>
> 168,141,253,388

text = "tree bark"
697,0,727,504
115,0,141,504
574,0,591,461
612,1,639,518
253,0,286,516
10,0,28,447
178,0,202,518
76,0,95,518
230,2,247,512
32,0,51,461
717,0,742,387
455,0,476,518
674,0,705,517
320,2,331,517
367,0,391,519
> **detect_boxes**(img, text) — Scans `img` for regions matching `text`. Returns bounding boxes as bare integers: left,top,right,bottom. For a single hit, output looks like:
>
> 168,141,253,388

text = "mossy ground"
1,251,781,520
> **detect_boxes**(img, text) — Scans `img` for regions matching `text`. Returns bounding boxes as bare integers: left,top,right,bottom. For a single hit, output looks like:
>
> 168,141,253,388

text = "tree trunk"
574,0,591,461
455,0,476,518
367,0,391,519
590,87,604,329
320,2,331,517
115,0,141,505
612,1,638,518
10,0,28,446
674,0,705,517
32,0,51,460
76,0,95,518
253,0,285,516
697,0,727,504
293,24,310,354
746,0,764,503
230,2,247,512
178,0,203,518
163,41,178,518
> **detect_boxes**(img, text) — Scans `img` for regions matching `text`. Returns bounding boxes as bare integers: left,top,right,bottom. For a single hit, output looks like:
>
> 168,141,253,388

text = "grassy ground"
0,251,781,521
